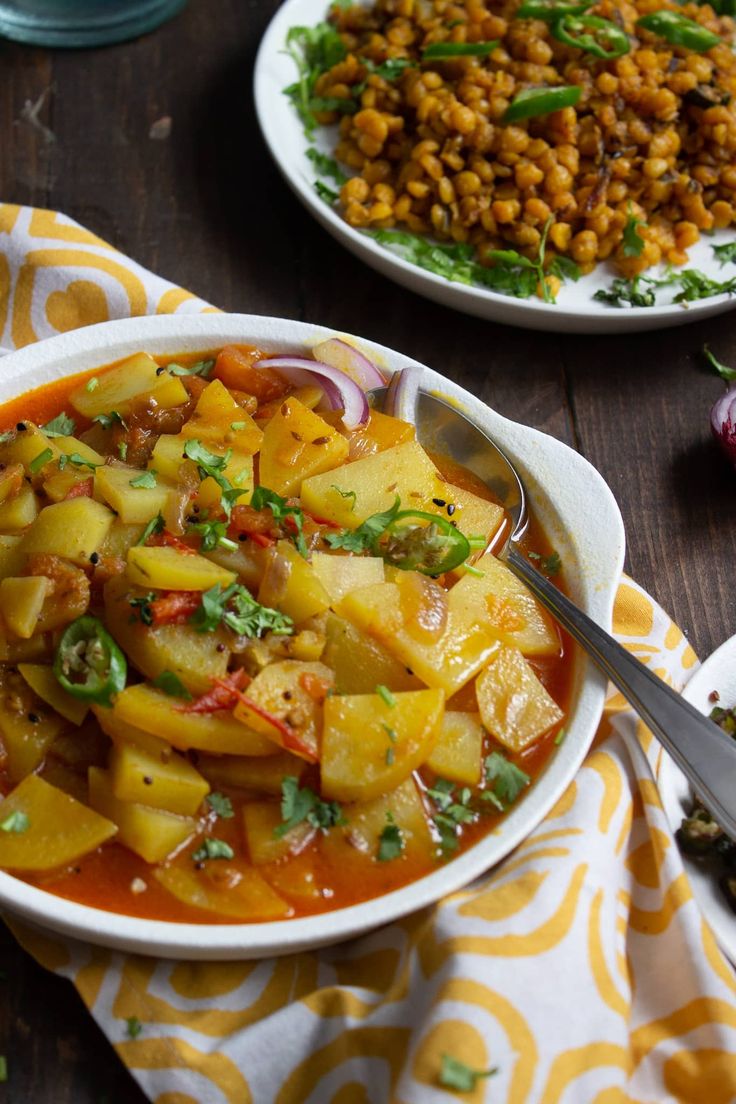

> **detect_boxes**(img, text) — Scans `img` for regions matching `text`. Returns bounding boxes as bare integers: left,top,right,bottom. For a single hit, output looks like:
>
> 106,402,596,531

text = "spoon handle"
507,546,736,839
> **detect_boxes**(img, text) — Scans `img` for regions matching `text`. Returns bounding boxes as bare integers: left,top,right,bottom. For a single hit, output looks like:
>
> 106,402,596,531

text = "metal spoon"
384,380,736,840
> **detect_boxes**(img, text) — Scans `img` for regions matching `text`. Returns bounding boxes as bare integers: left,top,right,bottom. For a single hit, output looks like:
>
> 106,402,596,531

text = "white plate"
253,0,736,334
0,313,624,958
659,636,736,964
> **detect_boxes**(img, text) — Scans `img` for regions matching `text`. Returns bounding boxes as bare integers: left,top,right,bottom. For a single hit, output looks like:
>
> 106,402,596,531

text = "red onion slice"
254,356,370,429
312,339,386,389
385,366,422,424
711,386,736,465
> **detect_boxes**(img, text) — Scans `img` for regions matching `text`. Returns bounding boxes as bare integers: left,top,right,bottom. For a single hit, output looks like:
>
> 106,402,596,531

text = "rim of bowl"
0,314,625,958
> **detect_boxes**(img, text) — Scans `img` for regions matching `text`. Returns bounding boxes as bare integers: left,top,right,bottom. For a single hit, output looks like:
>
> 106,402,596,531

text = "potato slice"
242,801,314,865
454,554,560,657
321,688,444,801
0,576,50,638
0,775,116,870
258,396,349,497
18,663,89,725
322,613,423,695
323,776,434,864
95,464,179,526
0,485,39,532
426,711,484,785
476,646,563,751
113,683,279,755
0,535,22,577
153,863,291,920
54,436,105,466
68,353,186,417
311,553,385,605
181,378,263,457
232,660,334,761
197,751,306,795
88,767,195,863
0,423,60,475
109,741,210,816
17,497,113,565
126,545,236,591
257,541,330,623
301,439,443,528
0,669,67,782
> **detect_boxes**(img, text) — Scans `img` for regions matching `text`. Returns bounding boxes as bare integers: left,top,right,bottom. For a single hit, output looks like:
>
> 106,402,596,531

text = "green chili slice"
636,11,721,51
54,615,127,706
421,40,498,59
517,0,591,18
552,14,630,58
502,84,581,123
371,510,471,574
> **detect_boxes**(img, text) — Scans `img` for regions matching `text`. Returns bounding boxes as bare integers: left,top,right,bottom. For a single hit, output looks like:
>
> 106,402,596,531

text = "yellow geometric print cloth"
2,204,736,1104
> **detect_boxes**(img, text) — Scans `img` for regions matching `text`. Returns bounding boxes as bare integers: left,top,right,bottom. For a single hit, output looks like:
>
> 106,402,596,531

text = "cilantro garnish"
168,359,215,378
130,470,157,489
427,779,476,852
283,22,350,135
92,410,127,430
330,484,356,510
192,837,234,862
377,812,403,861
183,439,248,522
595,268,736,308
40,411,76,437
315,180,339,204
528,549,561,577
0,1055,7,1082
439,1054,498,1093
554,727,566,746
0,810,29,833
622,204,645,258
137,513,164,546
29,447,53,474
713,242,736,266
125,1016,143,1040
151,670,192,700
251,485,308,558
129,592,156,626
58,452,101,471
483,752,530,808
375,684,396,707
188,517,238,553
85,377,99,393
325,495,401,553
190,582,294,638
703,344,736,382
118,442,128,461
206,792,234,819
306,147,348,184
274,776,344,837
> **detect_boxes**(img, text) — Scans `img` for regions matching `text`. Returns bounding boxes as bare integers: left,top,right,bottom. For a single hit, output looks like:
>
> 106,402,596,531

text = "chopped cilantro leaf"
190,582,293,638
0,810,29,833
376,684,396,707
283,22,349,135
306,147,348,184
0,1055,6,1082
40,411,76,437
129,593,156,626
251,485,308,557
315,180,339,204
29,447,53,474
125,1016,143,1039
325,495,401,553
622,204,645,258
484,751,530,807
168,359,215,378
130,470,157,489
703,344,736,382
151,670,192,700
85,377,99,393
330,485,357,509
118,441,128,461
192,837,234,862
713,241,736,266
439,1053,497,1092
274,776,344,837
206,792,234,819
137,513,164,546
377,814,403,861
554,727,566,746
59,452,101,471
92,410,127,430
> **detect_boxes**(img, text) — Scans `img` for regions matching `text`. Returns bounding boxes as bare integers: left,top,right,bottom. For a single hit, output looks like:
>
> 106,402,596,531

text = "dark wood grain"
2,0,736,1098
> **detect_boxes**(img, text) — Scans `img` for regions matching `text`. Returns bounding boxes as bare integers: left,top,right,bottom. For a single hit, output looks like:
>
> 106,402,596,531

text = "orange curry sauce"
0,348,572,924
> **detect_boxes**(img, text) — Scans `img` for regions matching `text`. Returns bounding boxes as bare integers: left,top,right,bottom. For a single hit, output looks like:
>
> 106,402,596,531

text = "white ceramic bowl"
0,314,624,958
659,635,736,964
254,0,736,334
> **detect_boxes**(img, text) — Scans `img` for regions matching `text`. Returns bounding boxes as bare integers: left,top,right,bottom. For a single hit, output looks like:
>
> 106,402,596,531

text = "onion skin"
711,386,736,465
385,366,422,424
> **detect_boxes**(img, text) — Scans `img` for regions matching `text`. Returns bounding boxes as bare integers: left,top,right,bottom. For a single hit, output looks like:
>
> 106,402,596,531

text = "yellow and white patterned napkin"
2,203,736,1104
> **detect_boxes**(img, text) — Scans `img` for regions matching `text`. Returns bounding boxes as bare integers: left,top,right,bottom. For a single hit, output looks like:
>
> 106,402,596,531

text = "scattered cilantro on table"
439,1053,498,1093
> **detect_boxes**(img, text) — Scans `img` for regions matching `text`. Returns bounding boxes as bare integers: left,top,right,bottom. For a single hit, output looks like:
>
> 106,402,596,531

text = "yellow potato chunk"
323,613,422,694
197,751,306,794
257,541,330,623
0,424,60,475
0,464,24,505
0,670,67,782
68,353,185,417
336,582,501,698
321,688,444,801
149,433,197,482
18,663,89,725
88,767,195,863
476,646,563,751
426,711,484,785
0,485,39,531
153,863,291,920
0,775,116,870
311,552,385,605
0,576,50,638
113,683,279,755
54,436,105,466
104,576,230,694
301,440,442,528
323,776,434,865
110,741,210,816
99,520,146,560
259,396,349,496
94,464,178,526
0,536,22,578
42,467,94,503
242,801,314,865
181,378,263,456
456,553,560,656
126,545,236,591
233,660,334,761
17,497,113,565
93,703,179,758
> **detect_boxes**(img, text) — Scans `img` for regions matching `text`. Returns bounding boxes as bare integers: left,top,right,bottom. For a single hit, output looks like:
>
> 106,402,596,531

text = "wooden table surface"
1,0,736,1098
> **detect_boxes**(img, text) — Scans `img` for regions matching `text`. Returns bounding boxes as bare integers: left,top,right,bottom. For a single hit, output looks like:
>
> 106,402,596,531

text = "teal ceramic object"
0,0,186,46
